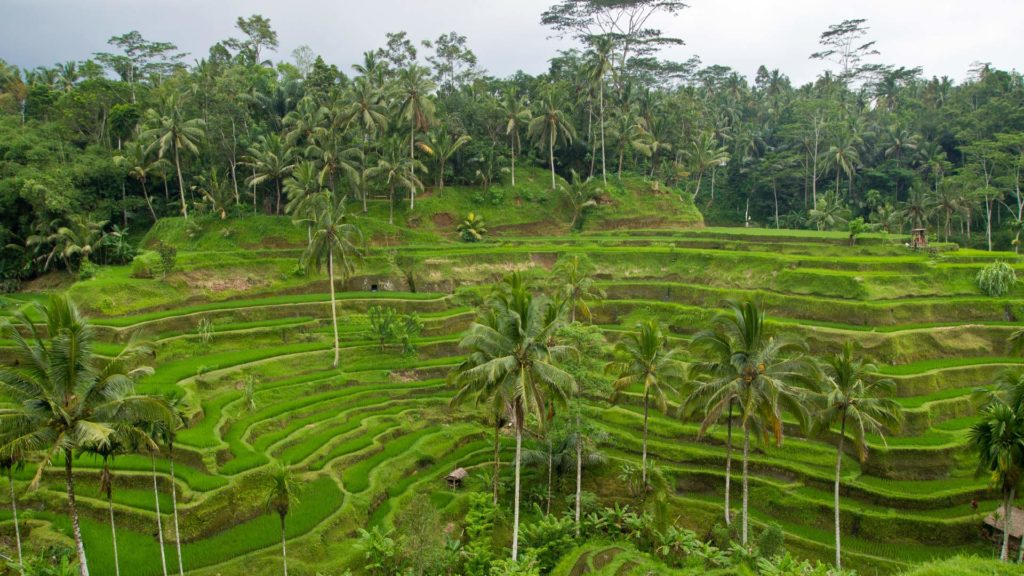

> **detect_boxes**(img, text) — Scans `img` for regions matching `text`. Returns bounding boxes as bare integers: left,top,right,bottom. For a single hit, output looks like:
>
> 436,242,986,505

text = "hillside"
3,182,1024,575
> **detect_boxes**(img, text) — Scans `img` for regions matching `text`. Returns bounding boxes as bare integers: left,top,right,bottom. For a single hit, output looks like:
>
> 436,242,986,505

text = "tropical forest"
0,1,1023,575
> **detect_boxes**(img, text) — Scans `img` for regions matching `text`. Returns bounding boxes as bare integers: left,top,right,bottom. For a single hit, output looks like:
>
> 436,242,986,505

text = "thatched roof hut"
445,467,468,489
983,505,1024,547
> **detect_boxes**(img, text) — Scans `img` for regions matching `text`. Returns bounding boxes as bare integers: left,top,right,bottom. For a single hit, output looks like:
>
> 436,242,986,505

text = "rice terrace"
0,1,1023,575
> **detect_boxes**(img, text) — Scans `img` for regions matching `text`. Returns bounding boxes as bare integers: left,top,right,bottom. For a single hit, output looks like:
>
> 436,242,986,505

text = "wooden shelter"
910,228,928,249
983,504,1024,552
445,467,468,489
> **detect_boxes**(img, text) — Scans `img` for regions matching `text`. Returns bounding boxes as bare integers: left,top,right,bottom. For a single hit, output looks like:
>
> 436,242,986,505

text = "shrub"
457,212,487,242
155,241,177,277
756,522,785,558
977,261,1017,297
130,250,160,278
519,512,576,572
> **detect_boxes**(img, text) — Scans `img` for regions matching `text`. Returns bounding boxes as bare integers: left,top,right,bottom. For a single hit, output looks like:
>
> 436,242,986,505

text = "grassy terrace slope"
2,177,1021,575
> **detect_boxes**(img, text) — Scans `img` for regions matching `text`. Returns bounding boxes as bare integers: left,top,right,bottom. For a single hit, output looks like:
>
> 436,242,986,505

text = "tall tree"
500,92,532,188
0,295,171,576
300,193,364,368
814,343,903,571
605,320,683,487
396,65,436,209
970,401,1024,562
142,96,206,219
452,281,575,560
265,463,300,576
529,96,576,190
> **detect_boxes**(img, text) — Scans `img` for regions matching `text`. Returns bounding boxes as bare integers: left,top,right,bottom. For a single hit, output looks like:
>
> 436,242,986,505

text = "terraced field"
2,215,1022,575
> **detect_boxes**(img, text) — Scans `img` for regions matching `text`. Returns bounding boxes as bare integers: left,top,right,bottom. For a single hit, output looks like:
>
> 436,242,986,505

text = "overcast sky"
3,0,1022,85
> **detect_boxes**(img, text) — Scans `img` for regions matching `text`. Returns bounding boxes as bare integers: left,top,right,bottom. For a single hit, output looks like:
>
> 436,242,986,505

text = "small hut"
445,467,468,489
910,228,928,249
983,505,1024,552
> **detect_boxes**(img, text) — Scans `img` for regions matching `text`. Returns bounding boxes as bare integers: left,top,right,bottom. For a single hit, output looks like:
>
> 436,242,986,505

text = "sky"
2,0,1022,85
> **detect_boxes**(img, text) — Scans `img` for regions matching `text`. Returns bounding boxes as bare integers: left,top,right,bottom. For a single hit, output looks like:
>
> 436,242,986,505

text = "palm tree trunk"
152,455,168,576
141,180,158,221
493,415,501,506
741,424,750,547
173,145,188,219
691,172,703,201
108,482,120,576
835,413,846,570
275,179,282,215
546,435,553,515
410,119,416,210
280,515,288,576
439,159,446,194
549,134,556,191
512,422,523,561
388,185,395,225
1002,487,1015,561
510,136,517,188
9,472,23,575
575,403,583,538
328,246,340,368
724,400,733,526
642,392,649,488
170,450,184,576
64,449,90,576
599,83,607,185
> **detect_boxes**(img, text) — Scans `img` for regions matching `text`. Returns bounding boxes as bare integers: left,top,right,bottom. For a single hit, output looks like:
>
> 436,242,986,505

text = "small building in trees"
910,228,928,249
983,505,1024,552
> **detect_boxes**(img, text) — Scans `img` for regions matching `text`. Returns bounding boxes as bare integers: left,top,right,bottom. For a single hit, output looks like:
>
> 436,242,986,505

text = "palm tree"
605,321,684,487
452,281,575,560
283,96,328,149
500,92,532,187
26,215,108,273
366,139,426,225
687,132,730,202
0,295,171,576
970,401,1024,562
901,184,930,231
553,253,605,323
926,181,965,242
808,192,850,232
561,170,601,232
90,426,154,576
336,78,389,213
300,193,364,368
0,456,24,575
396,65,435,209
244,133,296,215
814,343,903,571
194,169,235,220
142,420,170,576
585,36,614,185
265,463,300,576
528,96,576,191
689,300,811,546
284,161,324,243
141,96,206,218
116,141,164,221
417,128,471,193
827,133,861,197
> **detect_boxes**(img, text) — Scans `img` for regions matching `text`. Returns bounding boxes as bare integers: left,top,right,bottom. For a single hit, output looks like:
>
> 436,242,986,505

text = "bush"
977,261,1017,297
756,522,785,558
458,212,487,242
156,241,177,277
519,512,576,572
77,260,97,280
130,250,161,278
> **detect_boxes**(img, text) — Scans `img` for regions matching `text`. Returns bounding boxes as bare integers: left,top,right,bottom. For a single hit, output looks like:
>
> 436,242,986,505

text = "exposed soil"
177,269,271,293
432,212,455,227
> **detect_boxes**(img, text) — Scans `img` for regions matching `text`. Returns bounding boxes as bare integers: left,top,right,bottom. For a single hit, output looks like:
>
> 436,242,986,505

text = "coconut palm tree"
560,170,601,232
244,133,296,215
688,300,811,546
813,343,903,571
416,128,471,193
26,215,108,273
336,78,389,213
585,36,614,185
194,169,235,220
366,138,426,225
300,193,364,368
0,295,171,576
0,456,24,575
687,132,730,202
396,65,435,209
284,161,324,243
265,463,300,576
142,420,171,576
141,96,206,218
552,253,605,323
827,133,861,197
605,321,684,487
452,281,575,560
500,92,532,187
969,401,1024,562
283,95,329,149
116,141,164,221
528,96,576,191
